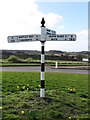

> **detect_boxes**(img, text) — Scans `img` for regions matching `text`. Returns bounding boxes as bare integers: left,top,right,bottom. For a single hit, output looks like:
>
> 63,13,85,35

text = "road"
0,66,89,74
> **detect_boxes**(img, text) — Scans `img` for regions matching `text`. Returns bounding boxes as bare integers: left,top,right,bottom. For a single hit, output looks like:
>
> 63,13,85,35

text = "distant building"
82,58,88,62
55,54,62,56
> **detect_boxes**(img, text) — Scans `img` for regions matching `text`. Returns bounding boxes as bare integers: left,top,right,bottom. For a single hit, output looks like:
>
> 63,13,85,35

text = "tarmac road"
0,66,89,74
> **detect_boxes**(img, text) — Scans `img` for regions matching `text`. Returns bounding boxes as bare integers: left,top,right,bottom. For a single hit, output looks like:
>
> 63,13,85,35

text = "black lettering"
29,35,33,37
11,40,15,42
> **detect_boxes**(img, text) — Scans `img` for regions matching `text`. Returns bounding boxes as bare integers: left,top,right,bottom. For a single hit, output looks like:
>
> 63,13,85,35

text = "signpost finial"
41,17,45,27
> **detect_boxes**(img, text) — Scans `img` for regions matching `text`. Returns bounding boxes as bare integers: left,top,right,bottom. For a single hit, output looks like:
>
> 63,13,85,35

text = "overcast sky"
0,0,88,52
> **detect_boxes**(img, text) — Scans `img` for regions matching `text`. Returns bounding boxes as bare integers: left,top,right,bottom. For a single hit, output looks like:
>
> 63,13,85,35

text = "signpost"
7,17,76,98
8,34,41,43
45,34,76,41
8,34,76,42
45,28,56,35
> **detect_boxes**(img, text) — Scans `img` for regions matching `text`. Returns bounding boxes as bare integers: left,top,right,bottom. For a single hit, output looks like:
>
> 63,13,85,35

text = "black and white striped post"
40,18,45,97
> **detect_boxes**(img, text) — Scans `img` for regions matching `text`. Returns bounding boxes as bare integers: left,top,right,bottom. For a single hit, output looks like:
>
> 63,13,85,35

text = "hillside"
0,50,89,61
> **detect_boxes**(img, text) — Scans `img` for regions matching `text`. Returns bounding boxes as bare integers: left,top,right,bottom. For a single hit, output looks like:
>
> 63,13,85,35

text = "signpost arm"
40,18,45,98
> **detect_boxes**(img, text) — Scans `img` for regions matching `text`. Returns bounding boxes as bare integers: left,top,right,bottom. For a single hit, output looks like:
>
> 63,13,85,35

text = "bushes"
7,55,24,63
7,55,35,63
6,55,87,66
25,58,33,63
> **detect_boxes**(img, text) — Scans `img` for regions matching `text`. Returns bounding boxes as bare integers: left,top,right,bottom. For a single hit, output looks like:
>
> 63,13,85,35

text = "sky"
0,0,88,52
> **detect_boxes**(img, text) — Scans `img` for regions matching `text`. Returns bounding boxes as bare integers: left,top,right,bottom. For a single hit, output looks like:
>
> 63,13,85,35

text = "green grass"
1,72,88,119
0,59,88,67
1,63,40,67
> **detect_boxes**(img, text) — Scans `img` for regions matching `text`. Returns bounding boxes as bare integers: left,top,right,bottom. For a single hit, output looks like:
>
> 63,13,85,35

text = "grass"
1,72,88,119
0,59,88,67
0,62,87,67
1,63,40,67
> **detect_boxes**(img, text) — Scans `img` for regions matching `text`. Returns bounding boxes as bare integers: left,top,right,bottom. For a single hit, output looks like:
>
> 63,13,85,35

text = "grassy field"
1,72,88,119
0,60,87,67
0,58,88,67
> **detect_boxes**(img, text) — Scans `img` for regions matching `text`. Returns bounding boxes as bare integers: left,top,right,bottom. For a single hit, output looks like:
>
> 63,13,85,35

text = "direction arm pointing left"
7,34,41,43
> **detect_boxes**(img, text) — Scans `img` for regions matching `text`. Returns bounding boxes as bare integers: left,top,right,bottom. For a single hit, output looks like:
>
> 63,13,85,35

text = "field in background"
1,72,88,119
0,49,89,67
0,59,88,67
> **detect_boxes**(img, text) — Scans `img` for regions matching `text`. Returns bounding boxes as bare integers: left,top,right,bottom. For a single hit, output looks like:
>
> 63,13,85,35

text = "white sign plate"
45,28,56,35
8,34,41,43
8,34,76,42
45,34,76,41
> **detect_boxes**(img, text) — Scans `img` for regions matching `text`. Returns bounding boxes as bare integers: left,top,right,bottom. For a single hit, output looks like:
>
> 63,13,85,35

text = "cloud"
0,0,88,52
73,30,88,51
76,30,88,50
75,30,88,41
0,0,63,50
59,25,65,29
0,0,63,33
45,13,63,28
